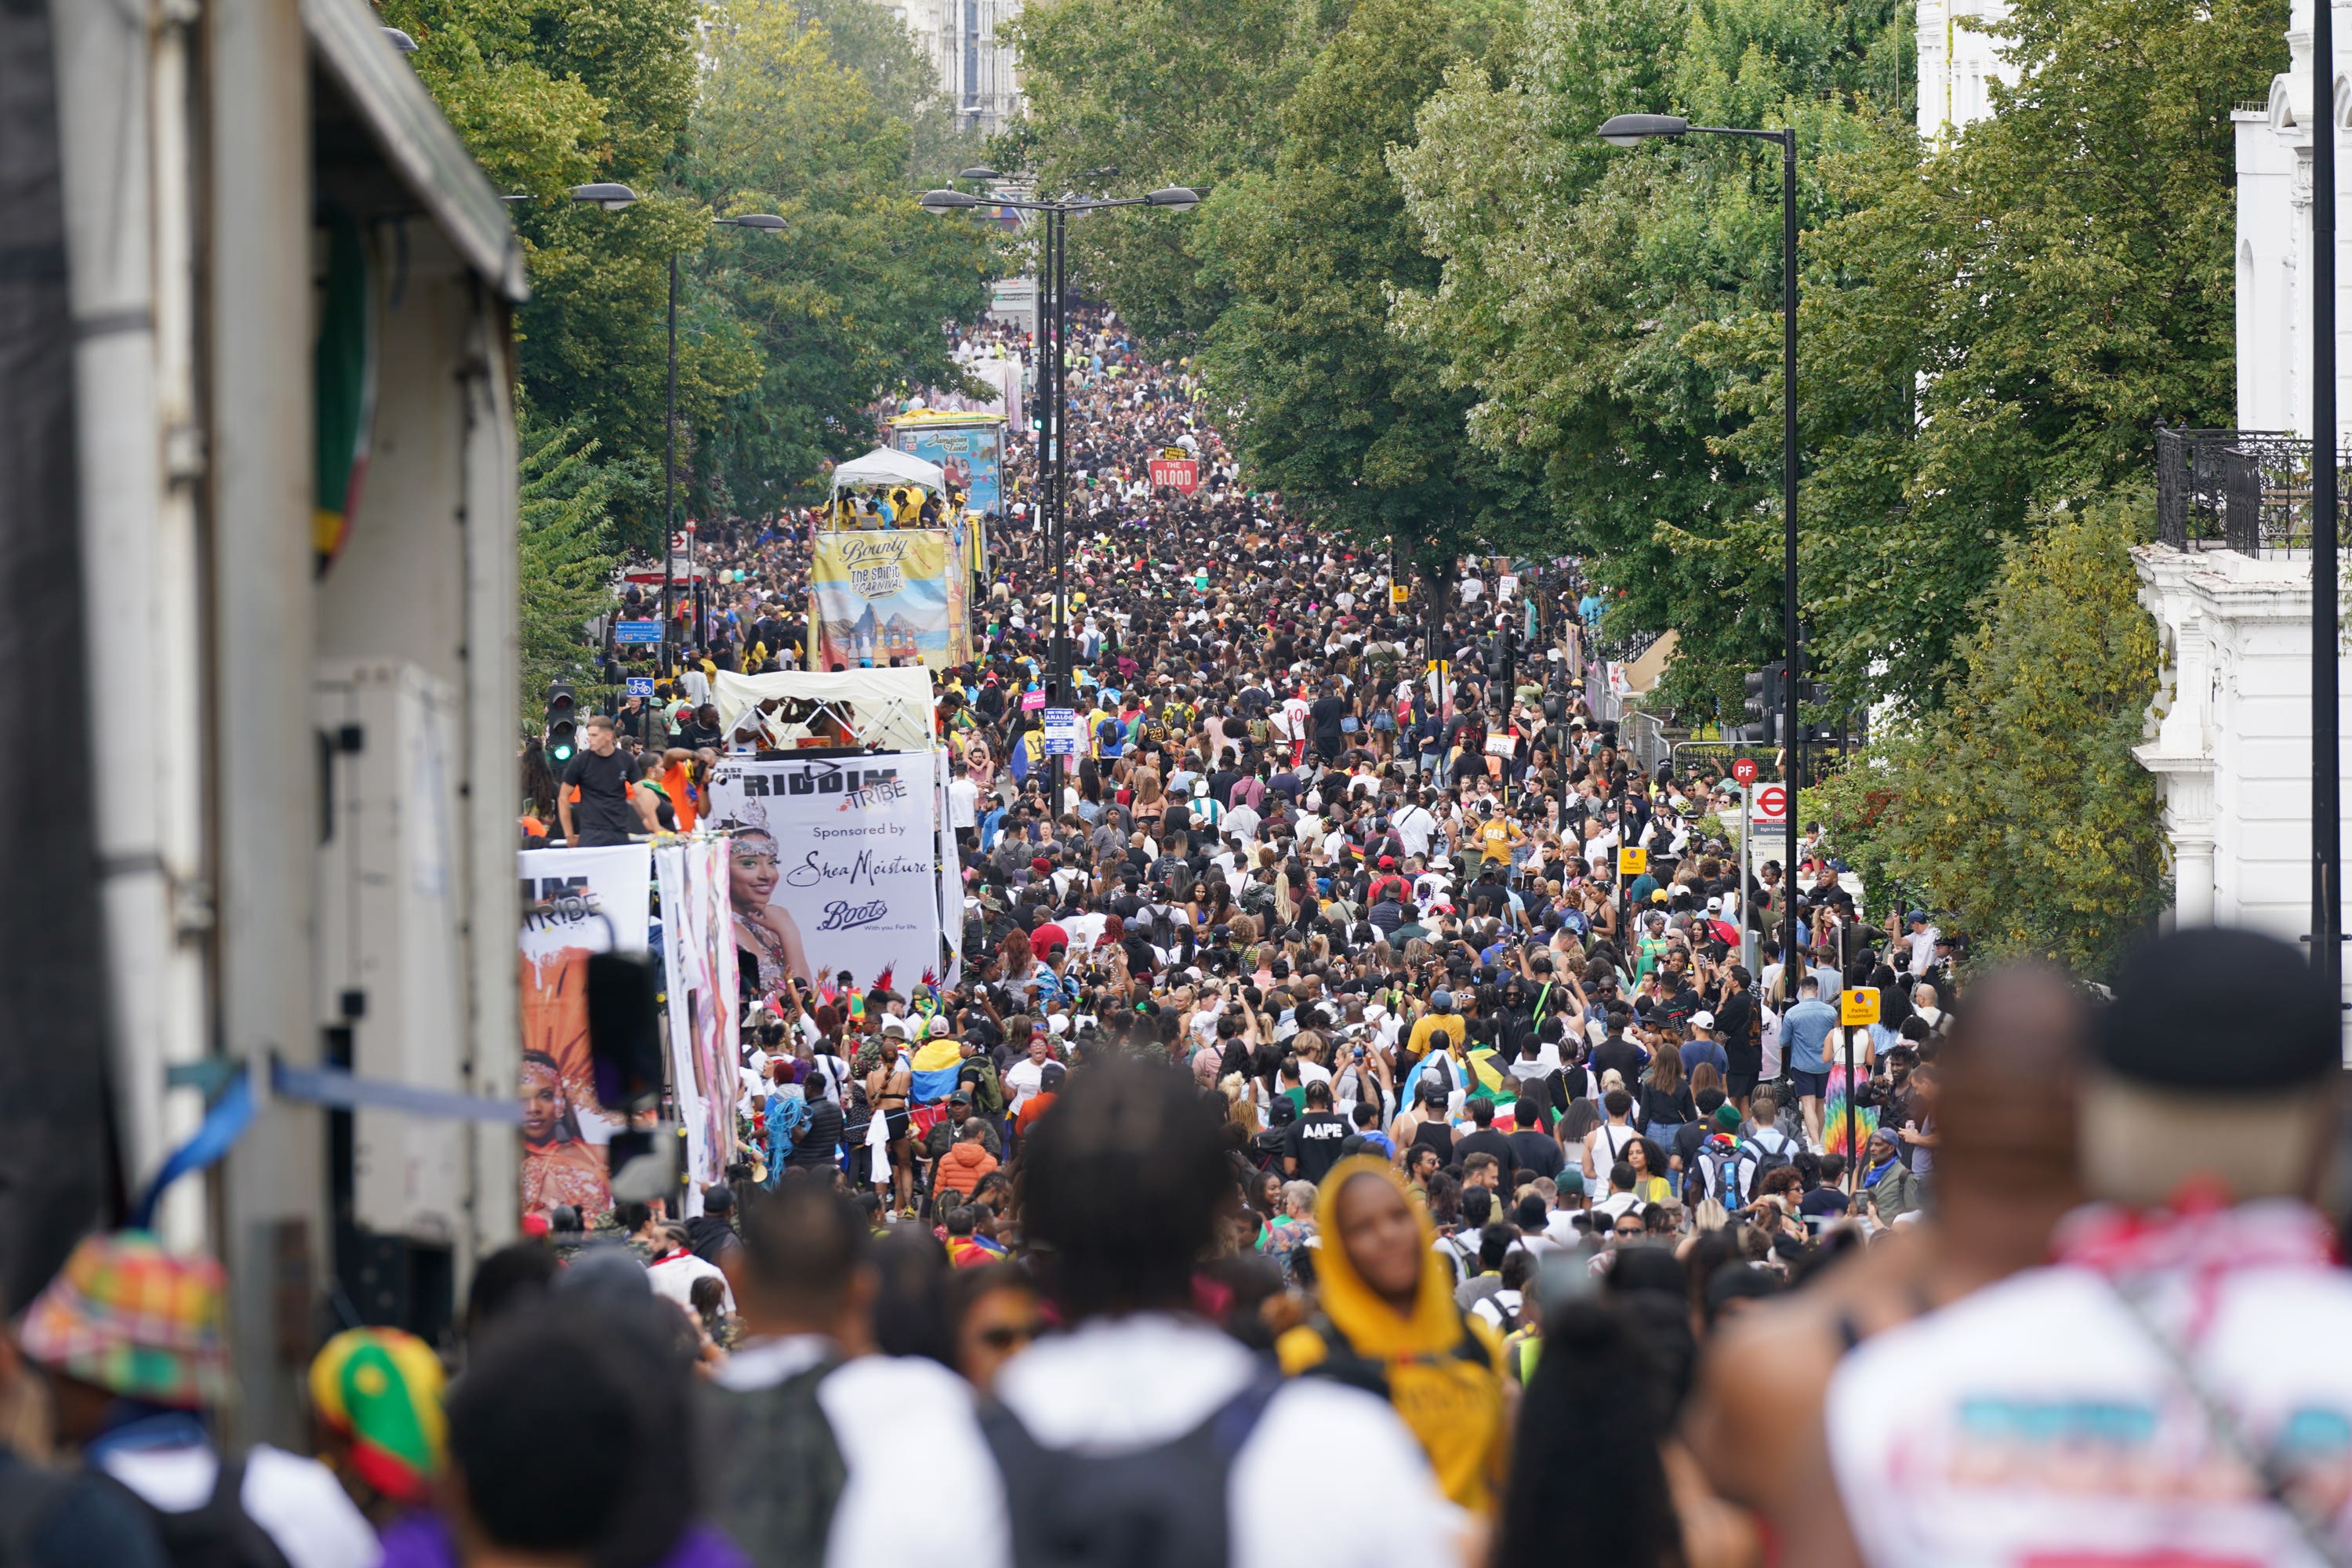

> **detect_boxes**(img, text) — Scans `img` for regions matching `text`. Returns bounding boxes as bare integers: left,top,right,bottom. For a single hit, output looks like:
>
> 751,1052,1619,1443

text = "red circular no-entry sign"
1732,757,1759,785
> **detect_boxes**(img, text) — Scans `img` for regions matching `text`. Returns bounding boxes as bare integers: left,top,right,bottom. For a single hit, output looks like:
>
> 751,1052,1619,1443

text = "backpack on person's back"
706,1356,848,1568
1737,1127,1798,1203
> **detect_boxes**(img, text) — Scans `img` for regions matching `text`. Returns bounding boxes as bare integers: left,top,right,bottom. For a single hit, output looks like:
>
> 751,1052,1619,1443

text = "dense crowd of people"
11,310,2351,1568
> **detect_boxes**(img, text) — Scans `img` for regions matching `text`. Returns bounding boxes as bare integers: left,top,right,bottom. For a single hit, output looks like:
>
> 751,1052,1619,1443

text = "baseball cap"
1690,1011,1715,1030
2096,926,2339,1091
1431,989,1455,1011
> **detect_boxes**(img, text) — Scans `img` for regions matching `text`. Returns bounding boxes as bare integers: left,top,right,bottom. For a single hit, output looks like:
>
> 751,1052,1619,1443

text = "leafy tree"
683,0,997,515
1833,495,2168,979
1695,0,2284,706
517,412,622,713
390,0,996,540
1393,0,1912,713
1003,0,1320,343
1193,0,1541,579
383,0,753,542
789,0,988,182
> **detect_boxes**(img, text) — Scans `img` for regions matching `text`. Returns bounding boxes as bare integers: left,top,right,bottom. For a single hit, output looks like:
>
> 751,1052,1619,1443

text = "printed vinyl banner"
1147,450,1201,495
515,844,652,1217
655,839,740,1203
810,531,970,671
705,751,944,1000
891,416,1004,516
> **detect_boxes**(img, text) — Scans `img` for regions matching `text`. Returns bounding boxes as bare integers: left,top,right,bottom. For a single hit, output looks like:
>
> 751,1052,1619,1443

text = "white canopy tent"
828,447,946,495
710,666,935,754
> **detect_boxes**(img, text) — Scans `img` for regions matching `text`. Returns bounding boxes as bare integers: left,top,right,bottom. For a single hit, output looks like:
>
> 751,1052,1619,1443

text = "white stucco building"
1915,0,2016,140
888,0,1023,132
2135,548,2352,952
2234,0,2352,434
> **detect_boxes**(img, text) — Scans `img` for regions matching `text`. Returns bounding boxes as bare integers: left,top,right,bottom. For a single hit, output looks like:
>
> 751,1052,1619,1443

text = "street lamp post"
1598,113,1802,993
921,174,1201,813
567,185,785,678
2312,5,2343,993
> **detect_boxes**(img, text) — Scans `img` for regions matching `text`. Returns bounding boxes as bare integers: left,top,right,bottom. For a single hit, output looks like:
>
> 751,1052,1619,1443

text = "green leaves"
684,0,996,519
518,411,622,712
1816,495,2169,978
392,0,996,546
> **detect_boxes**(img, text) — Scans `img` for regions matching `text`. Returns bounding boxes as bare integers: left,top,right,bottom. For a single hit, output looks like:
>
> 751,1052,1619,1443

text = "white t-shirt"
949,778,980,829
99,1443,378,1568
1004,1056,1047,1110
1828,1218,2352,1568
1393,805,1438,858
648,1247,735,1316
880,1314,1460,1568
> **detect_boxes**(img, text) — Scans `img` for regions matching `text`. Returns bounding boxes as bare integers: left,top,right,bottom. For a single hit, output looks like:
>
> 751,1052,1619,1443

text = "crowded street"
10,0,2352,1564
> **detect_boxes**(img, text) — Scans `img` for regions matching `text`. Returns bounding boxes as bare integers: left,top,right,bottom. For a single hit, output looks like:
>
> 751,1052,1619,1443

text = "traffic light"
1744,661,1787,745
545,681,578,764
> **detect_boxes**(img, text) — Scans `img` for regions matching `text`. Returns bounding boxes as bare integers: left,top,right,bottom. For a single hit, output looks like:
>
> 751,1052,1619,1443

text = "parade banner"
809,530,970,671
891,412,1004,516
515,844,651,1217
1148,448,1202,495
704,751,944,1000
655,837,740,1206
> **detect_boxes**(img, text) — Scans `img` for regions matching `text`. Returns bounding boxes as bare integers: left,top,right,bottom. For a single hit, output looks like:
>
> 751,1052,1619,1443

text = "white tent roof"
710,666,936,754
829,448,946,492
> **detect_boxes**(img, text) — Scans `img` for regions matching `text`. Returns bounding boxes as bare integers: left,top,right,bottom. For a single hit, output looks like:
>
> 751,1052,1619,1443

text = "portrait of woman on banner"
725,822,815,998
519,1049,610,1216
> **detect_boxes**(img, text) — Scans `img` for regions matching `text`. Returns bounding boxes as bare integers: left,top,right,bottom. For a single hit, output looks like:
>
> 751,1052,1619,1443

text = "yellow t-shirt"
1479,817,1515,862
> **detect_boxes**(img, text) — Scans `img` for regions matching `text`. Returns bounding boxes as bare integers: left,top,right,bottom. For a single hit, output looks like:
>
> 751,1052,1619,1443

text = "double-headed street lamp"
920,170,1201,810
1596,113,1802,988
568,183,786,674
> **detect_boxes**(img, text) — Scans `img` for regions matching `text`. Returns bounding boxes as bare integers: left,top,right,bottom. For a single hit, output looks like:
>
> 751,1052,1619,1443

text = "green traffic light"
551,742,575,762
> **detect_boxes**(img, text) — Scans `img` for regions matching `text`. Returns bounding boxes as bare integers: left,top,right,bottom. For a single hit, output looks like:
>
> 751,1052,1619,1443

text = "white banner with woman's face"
705,751,944,999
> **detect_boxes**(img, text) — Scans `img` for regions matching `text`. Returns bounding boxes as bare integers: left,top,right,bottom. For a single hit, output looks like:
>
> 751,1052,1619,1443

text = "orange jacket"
935,1141,1000,1200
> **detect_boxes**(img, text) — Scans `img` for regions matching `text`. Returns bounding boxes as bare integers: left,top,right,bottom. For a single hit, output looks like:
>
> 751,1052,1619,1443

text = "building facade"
1915,0,2016,140
2234,0,2352,435
887,0,1023,133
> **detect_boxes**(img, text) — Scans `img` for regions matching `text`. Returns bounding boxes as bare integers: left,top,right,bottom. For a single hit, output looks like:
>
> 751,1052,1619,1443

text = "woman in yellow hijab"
1276,1156,1510,1515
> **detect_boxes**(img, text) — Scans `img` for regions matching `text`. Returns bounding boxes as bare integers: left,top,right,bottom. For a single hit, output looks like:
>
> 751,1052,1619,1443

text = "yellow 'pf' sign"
1617,847,1648,877
1841,987,1881,1027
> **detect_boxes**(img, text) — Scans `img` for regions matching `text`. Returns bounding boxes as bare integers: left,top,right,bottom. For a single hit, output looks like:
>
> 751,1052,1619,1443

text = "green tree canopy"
1003,0,1321,343
1393,0,1913,713
1694,0,2283,706
1192,0,1541,575
1824,494,2169,979
683,0,997,518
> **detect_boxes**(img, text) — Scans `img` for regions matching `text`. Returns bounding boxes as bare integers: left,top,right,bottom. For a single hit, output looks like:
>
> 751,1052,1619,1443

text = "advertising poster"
515,844,651,1217
811,531,966,672
704,751,944,1001
655,838,740,1203
891,415,1004,516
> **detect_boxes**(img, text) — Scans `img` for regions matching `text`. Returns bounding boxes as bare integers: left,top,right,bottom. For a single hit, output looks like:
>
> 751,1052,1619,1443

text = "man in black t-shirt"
1505,1106,1565,1184
560,715,657,847
1308,681,1348,762
1452,1094,1518,1188
1282,1080,1352,1184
